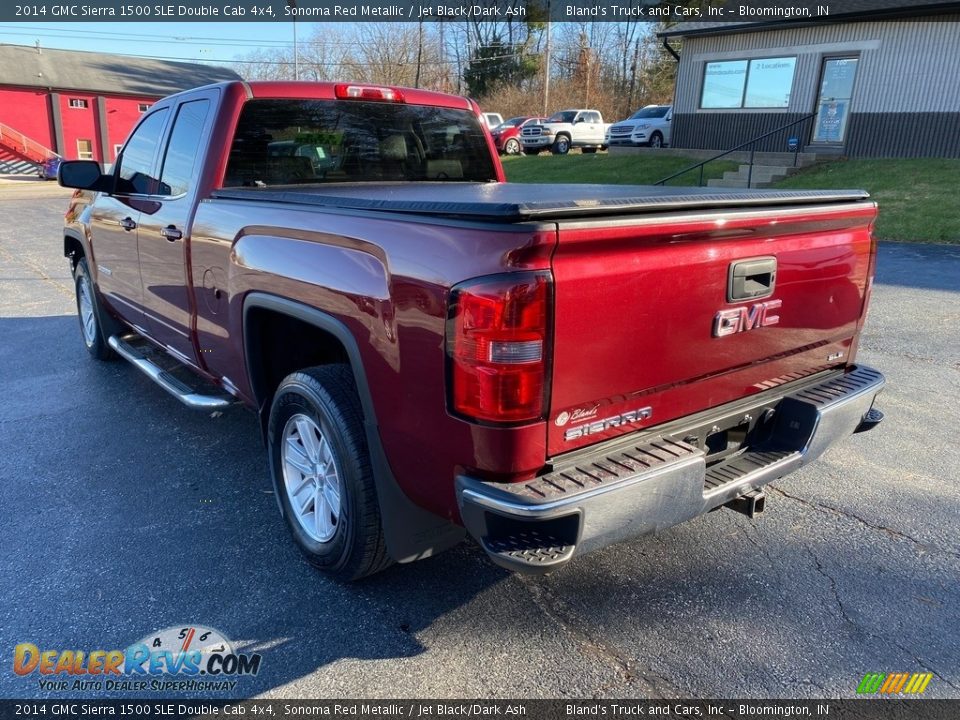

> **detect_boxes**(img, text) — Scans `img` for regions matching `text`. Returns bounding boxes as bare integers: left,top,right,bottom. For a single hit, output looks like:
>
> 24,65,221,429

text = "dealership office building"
659,3,960,157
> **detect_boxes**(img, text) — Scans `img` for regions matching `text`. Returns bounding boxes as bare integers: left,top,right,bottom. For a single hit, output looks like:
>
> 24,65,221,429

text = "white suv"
606,105,672,148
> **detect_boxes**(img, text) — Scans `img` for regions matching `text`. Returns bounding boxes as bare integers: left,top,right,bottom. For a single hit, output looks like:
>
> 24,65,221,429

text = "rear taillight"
446,272,552,424
334,84,405,103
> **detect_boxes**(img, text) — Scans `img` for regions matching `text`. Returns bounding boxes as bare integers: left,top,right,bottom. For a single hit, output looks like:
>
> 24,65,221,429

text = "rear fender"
242,293,465,563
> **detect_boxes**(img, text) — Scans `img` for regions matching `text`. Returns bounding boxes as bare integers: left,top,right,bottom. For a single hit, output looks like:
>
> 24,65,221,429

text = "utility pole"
543,1,551,116
286,0,299,80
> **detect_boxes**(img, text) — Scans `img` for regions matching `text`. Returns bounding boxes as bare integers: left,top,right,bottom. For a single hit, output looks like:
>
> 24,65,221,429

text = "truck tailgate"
547,201,877,457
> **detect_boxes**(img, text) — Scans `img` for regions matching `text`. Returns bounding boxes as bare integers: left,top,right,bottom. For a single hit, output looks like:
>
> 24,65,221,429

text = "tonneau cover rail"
209,183,870,222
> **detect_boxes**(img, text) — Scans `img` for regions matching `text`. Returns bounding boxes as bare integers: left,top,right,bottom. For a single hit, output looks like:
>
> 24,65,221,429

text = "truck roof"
211,183,870,221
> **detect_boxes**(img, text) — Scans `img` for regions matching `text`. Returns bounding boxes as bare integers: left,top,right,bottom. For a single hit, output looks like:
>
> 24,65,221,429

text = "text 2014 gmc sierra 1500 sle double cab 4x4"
59,81,885,580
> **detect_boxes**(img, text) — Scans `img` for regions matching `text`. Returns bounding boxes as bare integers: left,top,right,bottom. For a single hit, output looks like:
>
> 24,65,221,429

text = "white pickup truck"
520,109,608,155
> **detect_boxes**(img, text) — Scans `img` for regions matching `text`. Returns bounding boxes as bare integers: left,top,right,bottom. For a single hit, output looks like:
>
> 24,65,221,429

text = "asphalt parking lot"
1,183,958,700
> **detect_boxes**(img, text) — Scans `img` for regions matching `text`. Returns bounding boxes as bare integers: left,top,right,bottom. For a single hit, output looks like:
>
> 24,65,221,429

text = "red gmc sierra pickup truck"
59,81,885,580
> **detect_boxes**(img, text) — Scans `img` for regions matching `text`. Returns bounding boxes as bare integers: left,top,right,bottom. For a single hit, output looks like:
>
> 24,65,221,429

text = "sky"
0,22,311,66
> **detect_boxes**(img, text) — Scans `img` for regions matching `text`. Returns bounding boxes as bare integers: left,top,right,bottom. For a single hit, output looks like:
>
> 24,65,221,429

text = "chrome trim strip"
554,202,876,231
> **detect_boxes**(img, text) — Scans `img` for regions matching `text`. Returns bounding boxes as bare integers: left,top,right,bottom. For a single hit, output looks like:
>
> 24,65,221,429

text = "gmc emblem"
713,300,782,337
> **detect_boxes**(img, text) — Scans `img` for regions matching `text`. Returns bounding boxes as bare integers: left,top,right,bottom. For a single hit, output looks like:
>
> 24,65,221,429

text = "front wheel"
73,258,115,360
504,138,521,155
552,136,571,155
268,365,391,581
649,132,664,149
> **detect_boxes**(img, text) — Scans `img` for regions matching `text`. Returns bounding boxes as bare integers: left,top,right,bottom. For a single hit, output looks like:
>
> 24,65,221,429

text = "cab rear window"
223,99,496,187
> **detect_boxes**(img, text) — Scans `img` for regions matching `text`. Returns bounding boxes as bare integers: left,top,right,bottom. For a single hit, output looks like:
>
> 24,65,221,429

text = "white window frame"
76,139,94,160
68,98,88,109
700,56,797,110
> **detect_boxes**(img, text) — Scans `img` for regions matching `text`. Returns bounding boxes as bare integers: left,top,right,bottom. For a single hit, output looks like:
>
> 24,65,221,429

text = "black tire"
73,257,115,360
649,132,664,149
523,148,540,156
268,364,391,581
552,136,571,155
504,138,521,156
582,147,597,154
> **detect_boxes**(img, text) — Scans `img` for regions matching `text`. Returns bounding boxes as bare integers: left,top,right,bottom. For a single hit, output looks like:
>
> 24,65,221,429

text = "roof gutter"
662,37,680,62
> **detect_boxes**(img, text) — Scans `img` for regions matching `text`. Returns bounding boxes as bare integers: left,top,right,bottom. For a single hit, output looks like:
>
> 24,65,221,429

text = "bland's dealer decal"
13,625,261,692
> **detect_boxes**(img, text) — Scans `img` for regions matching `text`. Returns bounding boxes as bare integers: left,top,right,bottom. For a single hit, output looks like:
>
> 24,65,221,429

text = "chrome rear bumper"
457,365,885,574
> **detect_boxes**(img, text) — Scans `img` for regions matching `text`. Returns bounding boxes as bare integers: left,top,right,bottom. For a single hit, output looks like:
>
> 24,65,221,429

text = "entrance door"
812,57,859,145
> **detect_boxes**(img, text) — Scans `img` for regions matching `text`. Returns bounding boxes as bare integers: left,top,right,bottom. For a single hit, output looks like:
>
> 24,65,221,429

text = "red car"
490,116,544,155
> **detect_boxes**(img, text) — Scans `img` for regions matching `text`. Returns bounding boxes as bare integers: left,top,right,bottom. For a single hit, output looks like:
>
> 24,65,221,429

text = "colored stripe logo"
857,672,933,694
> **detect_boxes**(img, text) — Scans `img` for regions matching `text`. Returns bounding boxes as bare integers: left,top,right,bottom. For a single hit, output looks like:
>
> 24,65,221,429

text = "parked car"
38,156,62,180
481,112,504,130
490,116,544,155
520,109,608,155
58,80,884,581
606,105,672,148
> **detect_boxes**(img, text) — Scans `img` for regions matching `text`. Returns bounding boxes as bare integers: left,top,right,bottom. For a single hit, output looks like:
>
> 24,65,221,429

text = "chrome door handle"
160,226,183,242
119,217,137,231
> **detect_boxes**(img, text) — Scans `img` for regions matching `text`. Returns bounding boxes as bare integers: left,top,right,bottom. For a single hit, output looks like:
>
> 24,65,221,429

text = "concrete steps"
708,162,804,189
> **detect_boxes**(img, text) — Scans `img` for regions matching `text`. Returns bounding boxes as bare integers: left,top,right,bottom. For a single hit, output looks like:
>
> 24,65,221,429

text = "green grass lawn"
503,153,960,244
502,153,737,186
774,158,960,244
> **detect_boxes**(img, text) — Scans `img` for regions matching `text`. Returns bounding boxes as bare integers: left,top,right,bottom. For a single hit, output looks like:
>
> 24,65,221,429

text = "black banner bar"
2,0,958,23
1,700,959,720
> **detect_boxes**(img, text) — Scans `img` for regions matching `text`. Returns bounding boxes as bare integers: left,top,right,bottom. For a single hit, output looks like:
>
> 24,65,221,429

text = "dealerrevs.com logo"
13,625,262,692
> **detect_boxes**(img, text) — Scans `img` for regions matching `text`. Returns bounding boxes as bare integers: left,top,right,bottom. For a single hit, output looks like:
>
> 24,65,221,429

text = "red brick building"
0,44,239,173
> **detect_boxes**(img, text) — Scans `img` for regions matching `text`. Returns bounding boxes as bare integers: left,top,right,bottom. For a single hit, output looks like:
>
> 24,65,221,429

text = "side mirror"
58,160,111,192
575,117,585,124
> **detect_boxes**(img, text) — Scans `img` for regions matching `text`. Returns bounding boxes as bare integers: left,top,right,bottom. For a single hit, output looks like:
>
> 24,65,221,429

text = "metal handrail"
655,113,817,188
0,121,60,163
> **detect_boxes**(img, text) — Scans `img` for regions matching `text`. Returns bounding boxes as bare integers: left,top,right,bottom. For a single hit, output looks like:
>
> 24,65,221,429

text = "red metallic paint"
547,204,877,456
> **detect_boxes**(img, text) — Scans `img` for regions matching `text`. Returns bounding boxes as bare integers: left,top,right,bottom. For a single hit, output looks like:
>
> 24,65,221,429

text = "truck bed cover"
210,183,870,222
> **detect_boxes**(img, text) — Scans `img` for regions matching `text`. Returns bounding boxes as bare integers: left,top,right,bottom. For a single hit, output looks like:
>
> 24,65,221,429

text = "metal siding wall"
673,113,813,152
671,17,960,155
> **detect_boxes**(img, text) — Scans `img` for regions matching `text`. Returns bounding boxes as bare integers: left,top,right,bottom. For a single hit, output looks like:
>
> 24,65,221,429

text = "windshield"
224,99,497,187
629,106,670,120
547,111,577,124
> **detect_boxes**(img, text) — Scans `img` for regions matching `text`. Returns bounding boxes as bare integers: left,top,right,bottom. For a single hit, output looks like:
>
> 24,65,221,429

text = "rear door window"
159,99,211,197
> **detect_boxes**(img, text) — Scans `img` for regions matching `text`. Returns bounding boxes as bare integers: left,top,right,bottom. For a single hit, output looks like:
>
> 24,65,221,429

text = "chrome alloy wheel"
77,274,97,348
281,413,342,543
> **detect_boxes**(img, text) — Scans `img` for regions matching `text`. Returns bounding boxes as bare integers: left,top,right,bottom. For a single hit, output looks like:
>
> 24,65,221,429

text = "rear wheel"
73,257,115,360
504,138,521,155
552,136,571,155
268,364,391,581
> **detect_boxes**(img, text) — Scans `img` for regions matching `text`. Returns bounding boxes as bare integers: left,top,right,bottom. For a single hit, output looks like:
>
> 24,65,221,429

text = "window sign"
814,100,849,143
744,57,796,108
701,60,748,108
